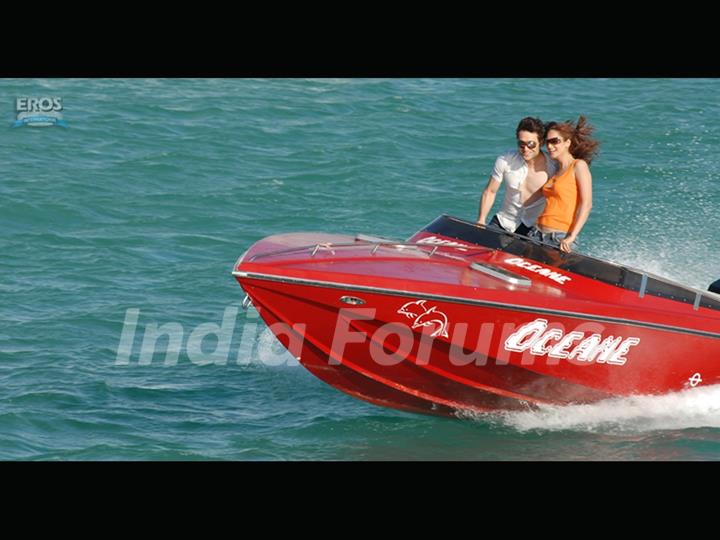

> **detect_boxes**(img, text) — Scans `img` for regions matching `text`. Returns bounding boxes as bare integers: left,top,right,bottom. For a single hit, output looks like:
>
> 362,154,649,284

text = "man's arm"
477,177,501,225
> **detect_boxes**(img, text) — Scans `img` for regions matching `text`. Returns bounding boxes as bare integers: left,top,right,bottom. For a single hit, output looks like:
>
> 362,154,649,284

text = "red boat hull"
233,216,720,417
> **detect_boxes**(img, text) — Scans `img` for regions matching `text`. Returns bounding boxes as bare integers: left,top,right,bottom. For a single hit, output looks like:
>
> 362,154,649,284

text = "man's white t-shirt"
490,150,557,232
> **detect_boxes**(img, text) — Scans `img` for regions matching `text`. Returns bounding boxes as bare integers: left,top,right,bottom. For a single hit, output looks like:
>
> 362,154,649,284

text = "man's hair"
515,117,546,142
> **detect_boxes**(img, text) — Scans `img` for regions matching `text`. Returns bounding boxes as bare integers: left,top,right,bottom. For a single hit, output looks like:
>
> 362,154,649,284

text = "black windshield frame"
419,215,720,313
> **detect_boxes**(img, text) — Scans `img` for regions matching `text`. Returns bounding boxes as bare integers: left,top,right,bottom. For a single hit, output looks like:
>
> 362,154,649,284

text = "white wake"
465,385,720,434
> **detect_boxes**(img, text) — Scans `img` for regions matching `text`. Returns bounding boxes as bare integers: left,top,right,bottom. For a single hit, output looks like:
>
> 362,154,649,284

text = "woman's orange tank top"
537,160,577,232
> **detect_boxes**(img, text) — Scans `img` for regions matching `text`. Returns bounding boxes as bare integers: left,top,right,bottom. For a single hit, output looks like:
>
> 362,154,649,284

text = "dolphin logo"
398,299,429,319
397,300,449,338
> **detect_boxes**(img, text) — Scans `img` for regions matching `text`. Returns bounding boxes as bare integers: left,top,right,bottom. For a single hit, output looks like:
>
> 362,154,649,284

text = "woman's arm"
560,160,593,253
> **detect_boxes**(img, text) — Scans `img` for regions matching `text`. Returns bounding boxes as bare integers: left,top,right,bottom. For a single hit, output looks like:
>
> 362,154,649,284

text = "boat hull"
233,216,720,417
239,274,720,417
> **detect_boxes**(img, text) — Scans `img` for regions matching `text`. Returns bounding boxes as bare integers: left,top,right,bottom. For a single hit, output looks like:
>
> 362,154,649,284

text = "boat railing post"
639,274,648,298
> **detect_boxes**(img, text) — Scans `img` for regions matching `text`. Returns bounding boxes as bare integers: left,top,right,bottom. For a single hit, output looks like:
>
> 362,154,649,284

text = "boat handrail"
242,240,487,264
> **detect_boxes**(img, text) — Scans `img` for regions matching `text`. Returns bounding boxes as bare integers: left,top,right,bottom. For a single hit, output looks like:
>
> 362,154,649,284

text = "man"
477,117,557,235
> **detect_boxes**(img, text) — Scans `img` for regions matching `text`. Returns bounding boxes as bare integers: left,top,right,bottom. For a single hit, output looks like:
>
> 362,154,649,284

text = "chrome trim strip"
237,271,720,340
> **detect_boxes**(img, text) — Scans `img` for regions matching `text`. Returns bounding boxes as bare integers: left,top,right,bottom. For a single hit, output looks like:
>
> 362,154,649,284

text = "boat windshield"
417,215,720,313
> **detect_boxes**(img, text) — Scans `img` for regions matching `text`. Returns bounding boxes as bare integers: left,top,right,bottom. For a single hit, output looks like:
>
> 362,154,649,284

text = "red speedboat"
232,215,720,417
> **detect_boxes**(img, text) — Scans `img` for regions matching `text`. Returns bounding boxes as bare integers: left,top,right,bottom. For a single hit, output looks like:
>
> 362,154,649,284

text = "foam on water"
592,240,717,293
462,384,720,434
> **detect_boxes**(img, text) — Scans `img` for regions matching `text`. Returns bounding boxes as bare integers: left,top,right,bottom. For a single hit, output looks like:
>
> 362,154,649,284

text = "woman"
528,116,599,253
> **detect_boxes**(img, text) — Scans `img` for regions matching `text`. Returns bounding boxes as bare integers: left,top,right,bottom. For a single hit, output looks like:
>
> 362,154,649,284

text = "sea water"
1,78,719,460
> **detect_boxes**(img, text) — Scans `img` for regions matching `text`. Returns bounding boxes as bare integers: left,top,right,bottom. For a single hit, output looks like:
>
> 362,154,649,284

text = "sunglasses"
546,137,564,146
517,140,538,149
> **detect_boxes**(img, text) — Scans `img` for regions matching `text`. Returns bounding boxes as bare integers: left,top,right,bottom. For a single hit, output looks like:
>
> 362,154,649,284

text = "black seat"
709,279,720,295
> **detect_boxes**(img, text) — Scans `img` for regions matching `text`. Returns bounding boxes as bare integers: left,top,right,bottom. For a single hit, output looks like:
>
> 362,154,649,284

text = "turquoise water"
2,78,720,460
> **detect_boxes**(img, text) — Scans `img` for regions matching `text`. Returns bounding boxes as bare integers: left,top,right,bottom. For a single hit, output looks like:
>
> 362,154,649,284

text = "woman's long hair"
546,116,600,165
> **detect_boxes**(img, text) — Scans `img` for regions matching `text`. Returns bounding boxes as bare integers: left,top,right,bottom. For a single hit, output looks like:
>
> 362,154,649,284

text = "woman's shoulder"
573,159,592,181
573,159,591,173
574,158,589,169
